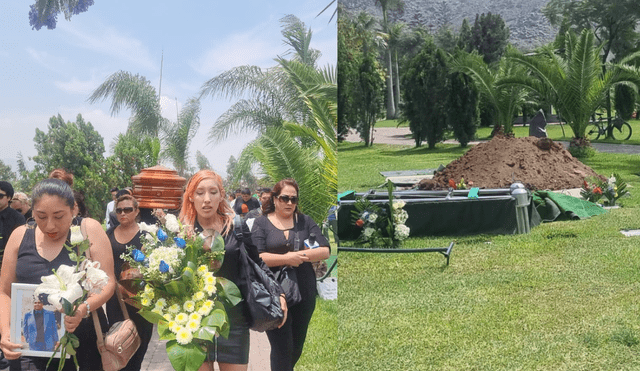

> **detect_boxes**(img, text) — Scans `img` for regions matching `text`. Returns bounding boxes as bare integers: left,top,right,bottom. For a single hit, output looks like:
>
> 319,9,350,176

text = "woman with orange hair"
179,170,287,371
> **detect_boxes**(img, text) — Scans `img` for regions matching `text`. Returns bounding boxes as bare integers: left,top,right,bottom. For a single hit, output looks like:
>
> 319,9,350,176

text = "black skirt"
206,302,250,364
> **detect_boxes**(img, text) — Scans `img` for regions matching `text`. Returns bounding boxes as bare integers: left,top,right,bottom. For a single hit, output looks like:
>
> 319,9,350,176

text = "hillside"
340,0,557,51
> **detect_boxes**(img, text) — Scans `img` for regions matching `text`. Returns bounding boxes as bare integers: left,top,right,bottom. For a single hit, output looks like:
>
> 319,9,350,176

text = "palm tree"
237,59,336,224
451,48,528,135
375,0,403,119
501,29,640,140
199,15,319,144
87,71,163,137
160,98,201,176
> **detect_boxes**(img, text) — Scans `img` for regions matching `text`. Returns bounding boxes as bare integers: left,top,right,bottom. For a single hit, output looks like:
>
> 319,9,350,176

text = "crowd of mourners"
0,169,330,371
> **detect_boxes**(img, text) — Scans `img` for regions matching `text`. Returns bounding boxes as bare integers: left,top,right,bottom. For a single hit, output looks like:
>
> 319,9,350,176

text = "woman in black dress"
251,178,330,371
0,178,116,371
178,170,286,371
105,194,153,371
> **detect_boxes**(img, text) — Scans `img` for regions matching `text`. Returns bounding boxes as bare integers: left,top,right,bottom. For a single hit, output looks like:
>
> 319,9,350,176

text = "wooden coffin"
131,165,186,209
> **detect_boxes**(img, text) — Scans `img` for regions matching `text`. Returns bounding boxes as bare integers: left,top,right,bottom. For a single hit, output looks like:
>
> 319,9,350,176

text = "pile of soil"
418,136,602,190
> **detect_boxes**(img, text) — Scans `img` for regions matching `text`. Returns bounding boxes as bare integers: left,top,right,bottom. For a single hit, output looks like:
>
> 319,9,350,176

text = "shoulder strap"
233,215,243,240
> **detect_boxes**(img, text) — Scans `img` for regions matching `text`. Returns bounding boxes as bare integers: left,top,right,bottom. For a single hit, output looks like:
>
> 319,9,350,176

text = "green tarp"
532,191,607,222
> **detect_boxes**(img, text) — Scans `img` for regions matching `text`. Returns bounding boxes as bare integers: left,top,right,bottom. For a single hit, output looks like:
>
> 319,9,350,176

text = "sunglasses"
276,195,299,204
115,207,135,214
0,193,7,199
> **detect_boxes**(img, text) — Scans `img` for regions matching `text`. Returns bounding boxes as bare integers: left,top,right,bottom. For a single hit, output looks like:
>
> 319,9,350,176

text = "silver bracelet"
83,300,91,318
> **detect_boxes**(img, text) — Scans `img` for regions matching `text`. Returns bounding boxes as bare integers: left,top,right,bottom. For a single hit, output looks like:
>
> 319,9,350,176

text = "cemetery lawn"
338,142,640,370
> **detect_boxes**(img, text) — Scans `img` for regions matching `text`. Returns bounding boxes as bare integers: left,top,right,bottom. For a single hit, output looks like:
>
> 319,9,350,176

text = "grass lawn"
373,119,640,145
338,142,640,370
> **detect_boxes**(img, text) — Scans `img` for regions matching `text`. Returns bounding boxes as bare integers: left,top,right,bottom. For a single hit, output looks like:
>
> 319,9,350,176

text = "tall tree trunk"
393,49,400,118
385,49,396,119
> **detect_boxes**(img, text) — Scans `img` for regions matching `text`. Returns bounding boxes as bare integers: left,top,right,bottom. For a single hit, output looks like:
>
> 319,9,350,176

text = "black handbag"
275,266,301,307
234,216,284,332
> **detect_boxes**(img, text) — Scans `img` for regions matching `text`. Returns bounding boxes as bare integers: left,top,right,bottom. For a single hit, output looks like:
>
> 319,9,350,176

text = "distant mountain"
340,0,557,51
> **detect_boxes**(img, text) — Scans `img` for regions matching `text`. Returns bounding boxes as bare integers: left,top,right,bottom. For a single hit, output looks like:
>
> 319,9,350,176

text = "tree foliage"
28,0,94,30
502,29,640,139
448,72,479,147
0,160,16,184
458,13,510,65
401,39,449,148
106,132,160,188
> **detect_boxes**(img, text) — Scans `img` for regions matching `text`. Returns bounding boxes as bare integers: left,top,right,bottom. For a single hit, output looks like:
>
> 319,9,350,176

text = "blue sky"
0,1,336,179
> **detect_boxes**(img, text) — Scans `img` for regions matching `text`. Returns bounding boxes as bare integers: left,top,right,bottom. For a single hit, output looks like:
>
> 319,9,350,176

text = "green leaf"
216,278,242,306
164,279,187,297
194,326,217,342
157,321,176,340
196,309,228,341
209,304,230,338
210,234,225,252
166,340,207,371
182,267,195,286
60,298,74,315
139,310,166,324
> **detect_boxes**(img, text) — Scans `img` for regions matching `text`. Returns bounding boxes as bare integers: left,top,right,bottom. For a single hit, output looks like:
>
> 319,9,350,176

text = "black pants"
266,297,316,371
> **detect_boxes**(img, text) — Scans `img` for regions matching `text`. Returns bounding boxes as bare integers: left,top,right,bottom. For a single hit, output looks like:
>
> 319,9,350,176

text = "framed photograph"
11,283,66,358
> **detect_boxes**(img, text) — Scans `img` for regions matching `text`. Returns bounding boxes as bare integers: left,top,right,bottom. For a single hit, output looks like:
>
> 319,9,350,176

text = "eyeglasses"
115,207,135,214
276,195,299,204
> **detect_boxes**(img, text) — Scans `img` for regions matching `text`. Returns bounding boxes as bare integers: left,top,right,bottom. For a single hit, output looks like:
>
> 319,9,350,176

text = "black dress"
251,213,330,371
10,225,107,371
194,220,252,364
105,229,154,371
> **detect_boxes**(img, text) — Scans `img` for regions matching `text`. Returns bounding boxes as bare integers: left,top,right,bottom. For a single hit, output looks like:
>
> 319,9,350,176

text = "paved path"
344,127,640,154
141,326,271,371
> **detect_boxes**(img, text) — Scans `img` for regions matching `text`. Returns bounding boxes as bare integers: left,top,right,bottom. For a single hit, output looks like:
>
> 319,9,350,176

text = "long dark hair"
262,178,299,215
31,179,75,209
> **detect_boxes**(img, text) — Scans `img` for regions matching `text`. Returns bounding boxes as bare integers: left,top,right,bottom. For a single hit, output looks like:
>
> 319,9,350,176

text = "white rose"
139,222,158,235
368,213,377,223
393,200,406,209
394,224,410,240
164,214,180,233
69,225,85,245
363,227,375,238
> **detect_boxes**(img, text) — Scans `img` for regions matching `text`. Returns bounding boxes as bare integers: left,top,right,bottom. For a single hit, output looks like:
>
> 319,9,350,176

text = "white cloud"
59,22,157,71
191,27,284,76
25,47,66,72
54,76,103,95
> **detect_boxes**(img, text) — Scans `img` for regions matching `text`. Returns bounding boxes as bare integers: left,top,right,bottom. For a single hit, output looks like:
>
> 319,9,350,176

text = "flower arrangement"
581,173,629,206
351,181,410,248
34,226,109,371
122,213,241,371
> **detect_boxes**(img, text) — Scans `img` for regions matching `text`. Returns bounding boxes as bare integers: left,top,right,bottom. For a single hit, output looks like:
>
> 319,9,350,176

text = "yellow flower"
183,300,196,313
168,304,181,314
204,274,216,285
204,284,216,295
168,321,177,332
155,298,167,308
175,313,188,324
140,297,151,307
197,304,212,317
176,328,193,345
197,265,209,276
186,319,200,332
189,313,202,322
193,291,206,301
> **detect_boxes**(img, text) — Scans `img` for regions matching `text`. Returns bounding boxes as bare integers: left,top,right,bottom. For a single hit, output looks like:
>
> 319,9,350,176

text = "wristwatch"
83,300,91,318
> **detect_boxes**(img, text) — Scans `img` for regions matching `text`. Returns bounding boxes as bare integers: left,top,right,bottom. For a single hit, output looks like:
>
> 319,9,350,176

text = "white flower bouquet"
34,225,109,371
121,213,241,371
351,181,410,248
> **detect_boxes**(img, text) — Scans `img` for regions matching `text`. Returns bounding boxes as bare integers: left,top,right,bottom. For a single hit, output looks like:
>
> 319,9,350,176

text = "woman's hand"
64,304,86,333
0,336,23,360
278,295,288,328
286,251,309,267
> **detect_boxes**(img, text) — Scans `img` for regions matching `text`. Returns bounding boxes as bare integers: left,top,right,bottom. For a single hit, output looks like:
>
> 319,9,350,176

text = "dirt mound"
418,136,602,190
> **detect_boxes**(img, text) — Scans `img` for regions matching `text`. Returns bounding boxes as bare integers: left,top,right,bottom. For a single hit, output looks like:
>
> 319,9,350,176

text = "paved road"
344,127,640,154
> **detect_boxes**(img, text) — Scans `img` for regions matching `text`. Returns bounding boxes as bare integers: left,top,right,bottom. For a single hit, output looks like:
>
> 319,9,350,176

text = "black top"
194,219,276,315
233,197,261,216
251,213,329,301
15,227,74,285
106,228,146,280
0,206,26,256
